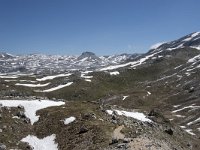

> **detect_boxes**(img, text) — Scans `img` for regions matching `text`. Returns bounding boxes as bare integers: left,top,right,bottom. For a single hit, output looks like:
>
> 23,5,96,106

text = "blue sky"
0,0,200,55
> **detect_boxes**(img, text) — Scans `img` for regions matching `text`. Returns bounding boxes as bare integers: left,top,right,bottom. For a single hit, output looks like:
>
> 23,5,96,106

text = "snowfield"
64,116,76,125
0,100,65,125
106,109,151,122
21,134,58,150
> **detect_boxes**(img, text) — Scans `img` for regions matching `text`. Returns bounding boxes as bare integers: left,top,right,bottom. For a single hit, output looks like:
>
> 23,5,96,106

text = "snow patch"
64,117,76,125
173,105,181,108
147,91,151,96
0,75,18,79
37,82,73,92
85,79,91,82
185,129,195,136
109,71,120,75
188,54,200,63
15,83,50,87
106,109,151,122
36,73,71,81
150,42,165,49
122,96,129,100
190,46,200,50
81,71,93,79
187,117,200,126
21,134,58,150
174,65,183,70
172,104,200,113
174,115,185,118
0,100,65,125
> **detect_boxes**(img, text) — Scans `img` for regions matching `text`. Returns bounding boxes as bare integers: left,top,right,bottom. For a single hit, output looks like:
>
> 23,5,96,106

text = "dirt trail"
128,136,171,150
112,125,125,140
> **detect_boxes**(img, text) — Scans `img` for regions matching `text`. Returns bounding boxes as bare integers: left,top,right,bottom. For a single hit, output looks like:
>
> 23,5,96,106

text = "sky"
0,0,200,56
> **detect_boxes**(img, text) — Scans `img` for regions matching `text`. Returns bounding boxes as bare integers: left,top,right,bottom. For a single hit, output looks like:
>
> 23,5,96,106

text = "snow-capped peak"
150,42,166,50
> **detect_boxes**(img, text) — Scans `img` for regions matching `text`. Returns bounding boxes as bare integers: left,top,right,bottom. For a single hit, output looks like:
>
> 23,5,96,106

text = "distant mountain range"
0,50,140,74
1,32,200,74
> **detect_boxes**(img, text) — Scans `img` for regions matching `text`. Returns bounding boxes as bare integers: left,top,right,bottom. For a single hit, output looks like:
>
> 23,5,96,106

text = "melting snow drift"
106,109,151,122
36,73,71,81
15,83,50,87
21,134,58,150
64,116,76,125
109,71,120,75
0,100,65,124
36,82,73,92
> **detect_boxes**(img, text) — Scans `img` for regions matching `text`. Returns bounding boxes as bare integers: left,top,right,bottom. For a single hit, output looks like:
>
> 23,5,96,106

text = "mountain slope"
1,32,200,149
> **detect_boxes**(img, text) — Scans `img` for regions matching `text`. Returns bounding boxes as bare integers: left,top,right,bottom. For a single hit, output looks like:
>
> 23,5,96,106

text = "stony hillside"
1,32,200,150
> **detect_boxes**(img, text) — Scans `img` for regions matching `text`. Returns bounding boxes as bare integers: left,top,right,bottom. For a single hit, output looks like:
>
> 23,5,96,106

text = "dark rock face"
77,51,100,61
165,128,173,135
148,108,161,117
78,126,89,134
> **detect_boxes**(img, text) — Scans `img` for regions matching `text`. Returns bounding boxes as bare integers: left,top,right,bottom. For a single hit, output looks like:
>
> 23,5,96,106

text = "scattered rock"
117,143,127,148
16,111,26,118
164,128,173,135
123,138,132,143
17,104,24,109
26,145,34,150
79,126,89,134
110,138,118,145
82,113,96,120
188,87,195,93
23,118,31,124
2,125,7,130
148,108,160,117
112,115,117,120
0,143,6,150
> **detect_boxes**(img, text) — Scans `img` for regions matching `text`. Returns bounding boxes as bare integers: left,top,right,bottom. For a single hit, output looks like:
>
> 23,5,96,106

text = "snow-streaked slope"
21,134,58,150
36,73,72,81
151,31,200,52
0,100,65,124
100,51,160,71
37,82,73,92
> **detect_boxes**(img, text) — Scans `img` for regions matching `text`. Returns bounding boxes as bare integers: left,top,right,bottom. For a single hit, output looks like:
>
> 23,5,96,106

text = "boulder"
0,143,6,150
